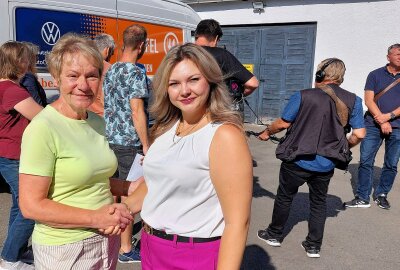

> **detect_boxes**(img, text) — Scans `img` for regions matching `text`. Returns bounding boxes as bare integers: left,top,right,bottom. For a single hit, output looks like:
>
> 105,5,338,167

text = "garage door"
219,23,316,122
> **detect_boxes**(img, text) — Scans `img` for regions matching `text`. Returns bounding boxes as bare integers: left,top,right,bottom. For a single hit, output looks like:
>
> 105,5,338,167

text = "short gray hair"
93,33,115,52
388,43,400,54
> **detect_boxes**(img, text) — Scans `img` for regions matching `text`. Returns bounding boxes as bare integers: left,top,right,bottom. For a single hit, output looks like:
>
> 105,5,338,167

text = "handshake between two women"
98,177,145,235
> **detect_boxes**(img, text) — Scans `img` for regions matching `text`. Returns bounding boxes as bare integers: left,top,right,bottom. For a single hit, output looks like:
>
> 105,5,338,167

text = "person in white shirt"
123,43,253,269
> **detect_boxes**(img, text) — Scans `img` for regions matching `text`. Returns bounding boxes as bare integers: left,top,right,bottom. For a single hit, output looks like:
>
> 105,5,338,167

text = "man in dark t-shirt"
194,19,259,118
344,43,400,210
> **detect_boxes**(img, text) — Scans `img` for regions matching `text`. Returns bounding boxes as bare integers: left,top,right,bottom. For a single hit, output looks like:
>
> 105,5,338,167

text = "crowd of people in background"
0,17,399,270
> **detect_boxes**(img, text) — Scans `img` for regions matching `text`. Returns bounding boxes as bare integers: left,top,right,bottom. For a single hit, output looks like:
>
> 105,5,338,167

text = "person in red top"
0,41,43,270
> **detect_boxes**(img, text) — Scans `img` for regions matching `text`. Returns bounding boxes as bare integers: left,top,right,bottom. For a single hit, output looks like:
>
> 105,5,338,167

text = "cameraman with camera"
194,19,259,119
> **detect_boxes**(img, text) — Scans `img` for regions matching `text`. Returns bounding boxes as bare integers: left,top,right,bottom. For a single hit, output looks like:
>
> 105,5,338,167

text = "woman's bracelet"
121,202,134,217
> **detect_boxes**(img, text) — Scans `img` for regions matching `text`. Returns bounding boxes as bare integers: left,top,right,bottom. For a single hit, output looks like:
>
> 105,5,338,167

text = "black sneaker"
374,194,390,209
343,196,370,208
257,229,281,247
301,241,320,258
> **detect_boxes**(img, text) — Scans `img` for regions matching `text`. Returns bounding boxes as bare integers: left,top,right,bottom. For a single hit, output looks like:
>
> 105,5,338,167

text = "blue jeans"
0,157,34,262
357,125,400,201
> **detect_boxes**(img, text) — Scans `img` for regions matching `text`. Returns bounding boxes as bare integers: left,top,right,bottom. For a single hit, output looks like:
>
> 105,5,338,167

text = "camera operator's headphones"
315,58,343,83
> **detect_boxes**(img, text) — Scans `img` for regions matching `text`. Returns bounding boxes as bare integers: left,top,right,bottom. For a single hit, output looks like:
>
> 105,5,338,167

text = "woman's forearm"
217,222,250,270
124,180,148,214
22,197,100,228
21,197,131,230
20,174,133,230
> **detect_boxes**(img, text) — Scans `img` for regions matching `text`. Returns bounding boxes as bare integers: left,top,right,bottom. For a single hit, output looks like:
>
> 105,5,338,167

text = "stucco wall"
190,0,400,105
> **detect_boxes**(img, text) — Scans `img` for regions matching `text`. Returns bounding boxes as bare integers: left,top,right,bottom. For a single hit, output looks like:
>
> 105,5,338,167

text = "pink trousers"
140,230,221,270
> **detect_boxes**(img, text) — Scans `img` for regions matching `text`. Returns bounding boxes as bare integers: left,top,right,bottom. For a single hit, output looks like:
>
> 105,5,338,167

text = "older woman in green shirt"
19,33,137,270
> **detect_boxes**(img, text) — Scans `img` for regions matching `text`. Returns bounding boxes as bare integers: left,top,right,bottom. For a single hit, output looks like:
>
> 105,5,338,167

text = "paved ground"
1,124,400,269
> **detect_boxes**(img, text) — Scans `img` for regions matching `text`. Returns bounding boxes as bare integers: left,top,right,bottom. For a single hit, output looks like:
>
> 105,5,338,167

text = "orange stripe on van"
99,16,183,76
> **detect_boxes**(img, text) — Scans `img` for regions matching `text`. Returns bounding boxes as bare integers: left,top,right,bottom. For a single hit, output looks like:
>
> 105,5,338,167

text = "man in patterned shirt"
103,24,149,264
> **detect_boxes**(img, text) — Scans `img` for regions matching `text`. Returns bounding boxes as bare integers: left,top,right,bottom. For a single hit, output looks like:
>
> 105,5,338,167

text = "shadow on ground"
240,244,275,270
346,163,382,196
281,192,343,241
253,176,275,199
255,162,386,242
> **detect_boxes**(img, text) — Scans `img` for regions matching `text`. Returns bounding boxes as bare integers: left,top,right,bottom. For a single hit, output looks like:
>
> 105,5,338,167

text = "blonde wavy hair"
150,43,242,141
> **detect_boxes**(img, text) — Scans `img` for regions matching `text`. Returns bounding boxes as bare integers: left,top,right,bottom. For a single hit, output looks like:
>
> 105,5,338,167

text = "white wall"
191,0,400,103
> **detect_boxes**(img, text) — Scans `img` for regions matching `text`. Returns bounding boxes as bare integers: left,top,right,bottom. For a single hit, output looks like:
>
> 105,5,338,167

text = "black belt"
142,222,221,243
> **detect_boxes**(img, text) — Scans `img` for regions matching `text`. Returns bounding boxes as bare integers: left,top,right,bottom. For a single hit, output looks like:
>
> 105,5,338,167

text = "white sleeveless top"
141,121,224,237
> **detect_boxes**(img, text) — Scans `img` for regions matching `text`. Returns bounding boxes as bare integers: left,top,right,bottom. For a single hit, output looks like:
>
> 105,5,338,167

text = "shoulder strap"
318,84,349,127
373,78,400,102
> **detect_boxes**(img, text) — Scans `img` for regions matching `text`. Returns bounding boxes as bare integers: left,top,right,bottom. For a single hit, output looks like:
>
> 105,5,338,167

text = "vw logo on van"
163,32,179,53
41,22,61,46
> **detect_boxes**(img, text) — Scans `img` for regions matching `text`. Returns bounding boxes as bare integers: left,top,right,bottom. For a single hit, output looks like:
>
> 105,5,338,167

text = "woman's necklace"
173,114,207,144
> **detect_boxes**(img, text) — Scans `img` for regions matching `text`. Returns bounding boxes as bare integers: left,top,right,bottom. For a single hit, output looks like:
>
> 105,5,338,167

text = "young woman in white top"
125,43,253,269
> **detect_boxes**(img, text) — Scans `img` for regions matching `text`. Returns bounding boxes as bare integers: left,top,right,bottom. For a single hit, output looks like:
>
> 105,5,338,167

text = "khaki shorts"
32,234,120,270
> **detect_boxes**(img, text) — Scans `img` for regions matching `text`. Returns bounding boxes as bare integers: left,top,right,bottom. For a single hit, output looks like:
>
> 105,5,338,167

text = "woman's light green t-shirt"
20,105,117,245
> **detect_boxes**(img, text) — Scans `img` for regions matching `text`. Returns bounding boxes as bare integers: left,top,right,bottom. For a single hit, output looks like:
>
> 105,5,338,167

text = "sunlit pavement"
1,124,399,270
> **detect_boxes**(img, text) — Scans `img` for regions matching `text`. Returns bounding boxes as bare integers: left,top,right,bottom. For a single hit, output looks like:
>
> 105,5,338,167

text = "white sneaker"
0,259,34,270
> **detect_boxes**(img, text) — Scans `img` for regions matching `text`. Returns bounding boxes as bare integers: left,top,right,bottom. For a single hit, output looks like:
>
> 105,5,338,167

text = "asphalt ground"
1,124,400,269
